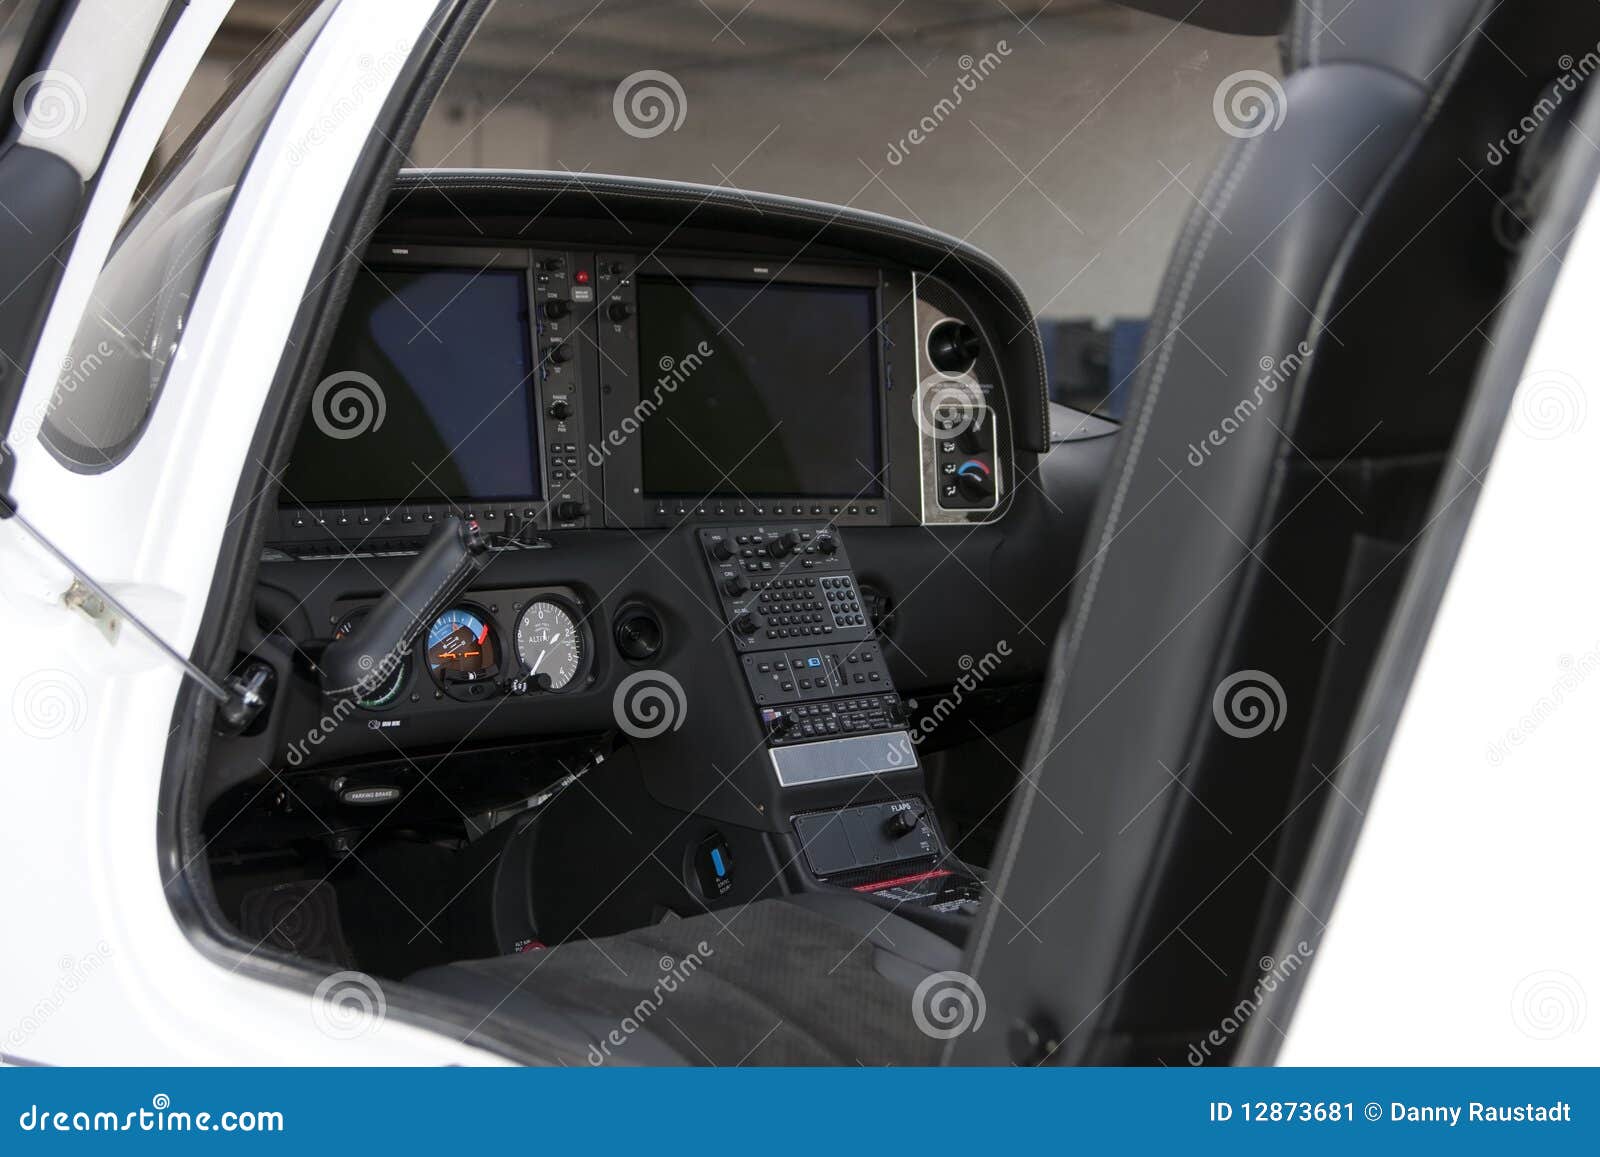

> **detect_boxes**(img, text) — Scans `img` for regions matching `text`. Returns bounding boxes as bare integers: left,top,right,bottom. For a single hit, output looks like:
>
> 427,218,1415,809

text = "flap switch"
886,802,926,838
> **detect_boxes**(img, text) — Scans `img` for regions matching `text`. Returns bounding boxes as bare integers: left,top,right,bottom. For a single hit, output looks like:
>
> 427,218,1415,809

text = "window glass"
38,2,333,471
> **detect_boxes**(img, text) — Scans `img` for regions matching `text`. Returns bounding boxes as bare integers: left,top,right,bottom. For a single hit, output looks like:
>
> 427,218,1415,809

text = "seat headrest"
1285,0,1490,87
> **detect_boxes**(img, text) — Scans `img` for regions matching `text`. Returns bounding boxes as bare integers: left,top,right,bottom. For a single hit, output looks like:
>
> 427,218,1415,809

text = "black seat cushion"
409,894,956,1065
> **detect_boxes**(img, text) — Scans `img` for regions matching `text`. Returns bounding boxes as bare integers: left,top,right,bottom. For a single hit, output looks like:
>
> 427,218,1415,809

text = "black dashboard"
226,174,1112,859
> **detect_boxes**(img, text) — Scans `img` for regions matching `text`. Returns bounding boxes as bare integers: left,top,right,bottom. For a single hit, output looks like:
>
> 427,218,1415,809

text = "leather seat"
410,893,956,1065
950,0,1600,1065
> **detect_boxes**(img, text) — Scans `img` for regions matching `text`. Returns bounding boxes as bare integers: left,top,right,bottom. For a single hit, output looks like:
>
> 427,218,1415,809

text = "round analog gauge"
514,600,586,692
426,606,500,687
332,609,407,709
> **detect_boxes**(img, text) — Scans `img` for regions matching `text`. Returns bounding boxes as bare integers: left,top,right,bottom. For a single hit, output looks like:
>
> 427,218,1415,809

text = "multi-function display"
282,266,540,506
635,277,884,499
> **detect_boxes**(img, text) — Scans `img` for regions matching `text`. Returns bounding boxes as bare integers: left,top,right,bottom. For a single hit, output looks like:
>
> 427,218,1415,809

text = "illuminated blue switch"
696,833,735,898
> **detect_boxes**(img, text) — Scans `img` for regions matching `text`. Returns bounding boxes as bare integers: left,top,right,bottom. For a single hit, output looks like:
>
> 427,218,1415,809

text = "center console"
697,520,980,913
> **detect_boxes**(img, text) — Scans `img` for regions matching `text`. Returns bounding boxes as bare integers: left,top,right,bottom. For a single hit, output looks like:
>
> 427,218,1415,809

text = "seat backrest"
953,0,1600,1065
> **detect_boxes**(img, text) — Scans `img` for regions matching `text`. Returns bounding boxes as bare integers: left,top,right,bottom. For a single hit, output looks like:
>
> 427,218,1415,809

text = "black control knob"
547,343,572,365
815,532,838,555
608,301,634,323
553,500,587,521
956,467,994,501
770,529,803,557
543,298,571,320
547,398,572,420
606,261,626,276
709,538,735,561
928,320,981,374
733,611,761,635
886,803,925,837
541,256,565,272
614,608,664,661
723,574,748,596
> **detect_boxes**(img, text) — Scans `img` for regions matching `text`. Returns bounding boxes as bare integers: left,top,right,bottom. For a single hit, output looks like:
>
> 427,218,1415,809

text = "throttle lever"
318,515,488,699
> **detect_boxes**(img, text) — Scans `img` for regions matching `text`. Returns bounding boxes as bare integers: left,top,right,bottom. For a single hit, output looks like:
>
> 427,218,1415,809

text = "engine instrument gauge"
514,599,586,691
426,606,500,687
331,609,409,709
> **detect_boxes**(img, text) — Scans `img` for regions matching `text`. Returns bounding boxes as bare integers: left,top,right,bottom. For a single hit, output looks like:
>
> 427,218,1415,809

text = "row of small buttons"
655,502,882,519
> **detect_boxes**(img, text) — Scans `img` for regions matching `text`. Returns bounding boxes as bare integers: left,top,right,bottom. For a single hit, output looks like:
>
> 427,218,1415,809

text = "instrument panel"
328,584,595,714
268,243,1013,557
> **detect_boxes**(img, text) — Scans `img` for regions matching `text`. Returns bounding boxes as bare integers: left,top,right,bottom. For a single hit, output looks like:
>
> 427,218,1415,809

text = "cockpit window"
37,2,333,472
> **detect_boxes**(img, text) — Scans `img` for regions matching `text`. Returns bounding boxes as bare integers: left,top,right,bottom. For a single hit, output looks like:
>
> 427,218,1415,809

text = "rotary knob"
733,611,762,635
608,301,634,322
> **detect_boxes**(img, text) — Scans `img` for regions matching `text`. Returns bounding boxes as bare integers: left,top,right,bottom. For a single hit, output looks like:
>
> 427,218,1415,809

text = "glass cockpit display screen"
282,266,539,505
637,277,884,498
